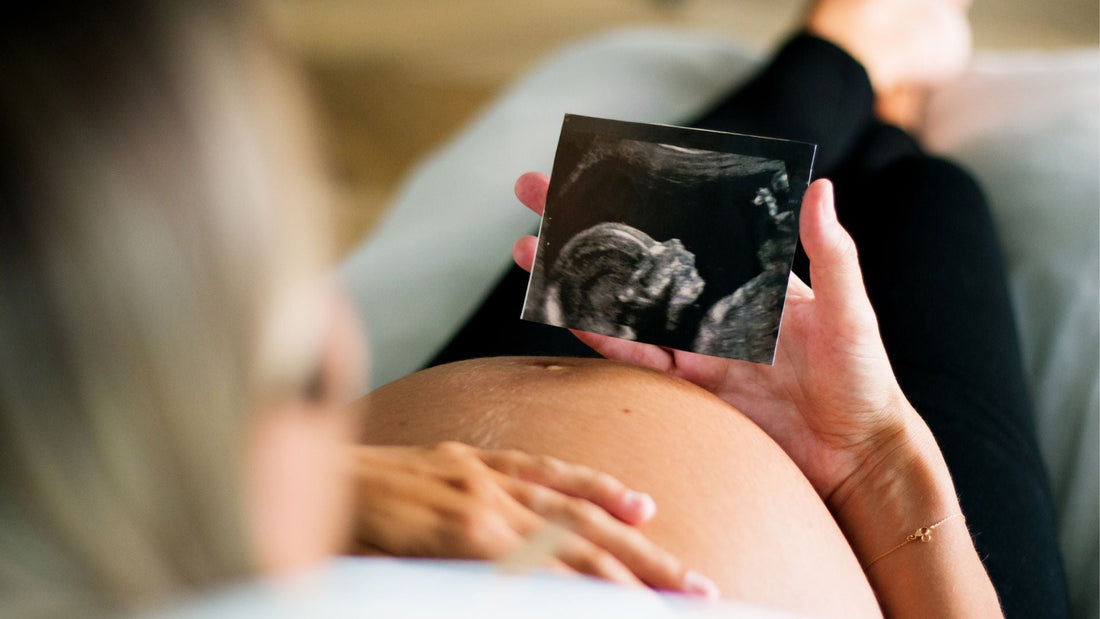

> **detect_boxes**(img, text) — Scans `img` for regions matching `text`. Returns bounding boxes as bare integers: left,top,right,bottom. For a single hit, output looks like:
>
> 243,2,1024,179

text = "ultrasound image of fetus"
544,222,705,341
694,169,796,363
522,116,814,363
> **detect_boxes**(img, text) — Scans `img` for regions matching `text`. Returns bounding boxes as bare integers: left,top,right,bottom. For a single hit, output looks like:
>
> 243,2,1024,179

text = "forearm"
829,406,1003,618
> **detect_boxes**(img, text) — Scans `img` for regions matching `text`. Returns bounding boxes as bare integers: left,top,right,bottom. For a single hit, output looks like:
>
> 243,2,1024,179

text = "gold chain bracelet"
864,514,965,569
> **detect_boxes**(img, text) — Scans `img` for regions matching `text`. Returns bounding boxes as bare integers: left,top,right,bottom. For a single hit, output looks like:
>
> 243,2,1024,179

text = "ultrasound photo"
521,114,816,364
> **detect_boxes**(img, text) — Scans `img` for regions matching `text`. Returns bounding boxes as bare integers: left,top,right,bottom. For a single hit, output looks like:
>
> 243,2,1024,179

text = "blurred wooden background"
261,0,1099,255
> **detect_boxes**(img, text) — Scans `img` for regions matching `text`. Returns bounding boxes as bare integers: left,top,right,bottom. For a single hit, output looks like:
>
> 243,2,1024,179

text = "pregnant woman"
366,0,1068,616
364,180,993,618
0,0,1065,617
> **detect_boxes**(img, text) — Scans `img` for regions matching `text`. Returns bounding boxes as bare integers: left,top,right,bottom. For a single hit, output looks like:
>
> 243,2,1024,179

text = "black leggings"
430,34,1068,617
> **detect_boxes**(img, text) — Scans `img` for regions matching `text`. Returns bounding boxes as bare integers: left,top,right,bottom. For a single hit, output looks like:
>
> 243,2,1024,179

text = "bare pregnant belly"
361,357,879,617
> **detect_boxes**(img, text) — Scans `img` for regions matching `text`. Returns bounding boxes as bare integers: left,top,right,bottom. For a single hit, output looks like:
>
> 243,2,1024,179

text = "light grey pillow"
922,50,1099,619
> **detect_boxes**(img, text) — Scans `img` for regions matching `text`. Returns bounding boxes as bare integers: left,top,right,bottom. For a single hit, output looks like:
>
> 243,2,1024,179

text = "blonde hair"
0,2,332,615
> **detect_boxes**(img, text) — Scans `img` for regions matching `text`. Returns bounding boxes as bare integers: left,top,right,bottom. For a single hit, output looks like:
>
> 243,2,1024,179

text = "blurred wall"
263,0,1100,255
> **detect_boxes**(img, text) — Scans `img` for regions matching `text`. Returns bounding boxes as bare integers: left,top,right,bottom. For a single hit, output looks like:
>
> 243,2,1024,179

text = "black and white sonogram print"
521,114,816,364
543,222,705,341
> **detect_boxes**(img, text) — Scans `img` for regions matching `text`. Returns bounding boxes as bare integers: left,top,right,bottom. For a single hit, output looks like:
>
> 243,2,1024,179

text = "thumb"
799,179,874,319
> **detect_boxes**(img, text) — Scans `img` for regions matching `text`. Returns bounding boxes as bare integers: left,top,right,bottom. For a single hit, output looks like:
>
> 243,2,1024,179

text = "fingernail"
683,570,720,599
624,490,657,521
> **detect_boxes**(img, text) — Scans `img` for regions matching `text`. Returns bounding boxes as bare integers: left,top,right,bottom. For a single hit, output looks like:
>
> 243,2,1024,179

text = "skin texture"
362,357,882,618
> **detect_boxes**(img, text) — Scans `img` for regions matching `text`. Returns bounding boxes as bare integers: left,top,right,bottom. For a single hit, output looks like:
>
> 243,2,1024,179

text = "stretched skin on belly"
361,357,881,618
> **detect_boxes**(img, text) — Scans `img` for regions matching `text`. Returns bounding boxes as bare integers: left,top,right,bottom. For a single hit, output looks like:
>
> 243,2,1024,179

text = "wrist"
827,407,962,564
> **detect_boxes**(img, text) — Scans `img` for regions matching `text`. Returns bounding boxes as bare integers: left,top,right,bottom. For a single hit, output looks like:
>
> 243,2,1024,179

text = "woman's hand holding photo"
513,172,1002,616
514,174,910,501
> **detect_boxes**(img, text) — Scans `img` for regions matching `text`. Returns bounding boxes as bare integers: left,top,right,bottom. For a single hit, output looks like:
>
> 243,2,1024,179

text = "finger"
786,272,813,301
349,537,391,556
493,514,580,577
515,172,551,215
512,235,538,273
489,496,622,580
479,450,656,525
798,179,875,319
513,485,718,597
571,329,675,374
550,526,646,587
